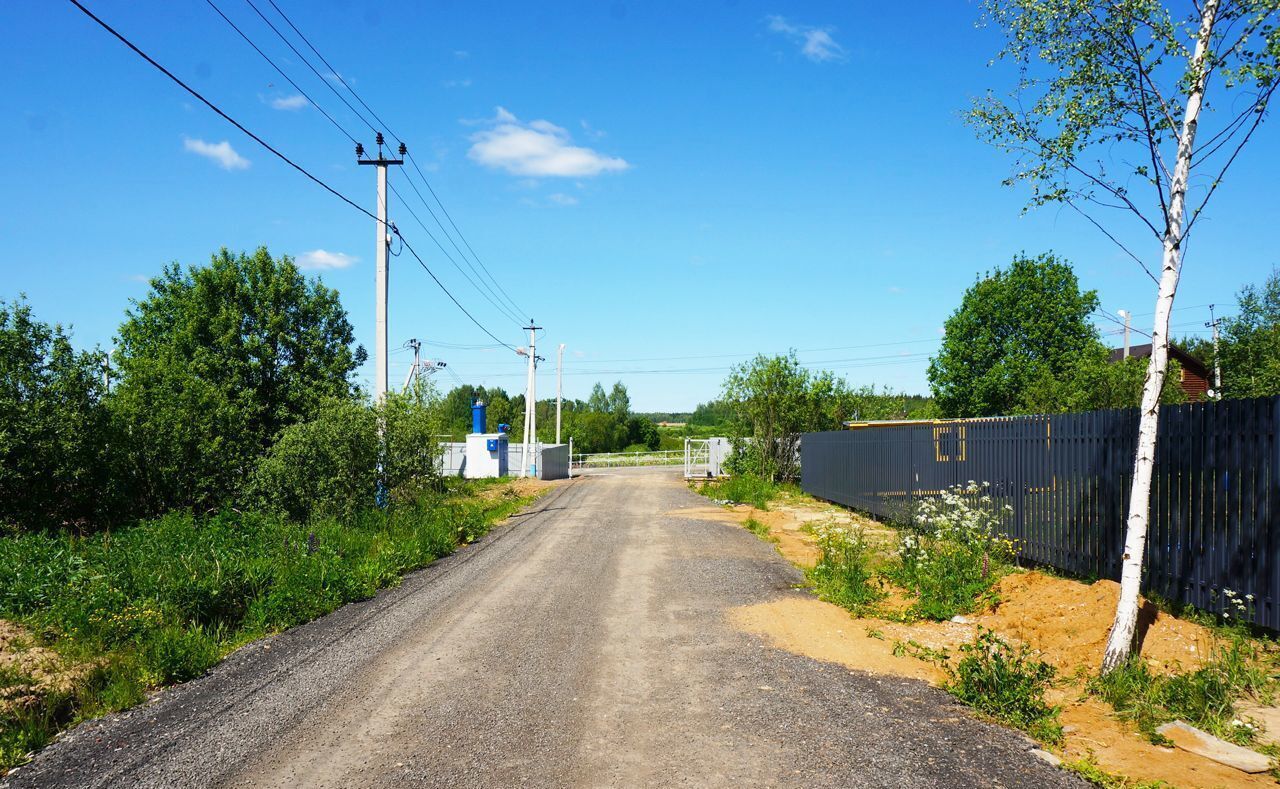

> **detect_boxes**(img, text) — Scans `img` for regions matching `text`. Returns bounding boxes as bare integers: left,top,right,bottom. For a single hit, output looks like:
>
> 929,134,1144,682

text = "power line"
66,0,377,223
396,165,527,322
262,0,400,142
240,0,380,136
394,228,518,352
203,0,360,145
404,154,528,320
387,179,525,327
68,0,518,355
256,0,528,320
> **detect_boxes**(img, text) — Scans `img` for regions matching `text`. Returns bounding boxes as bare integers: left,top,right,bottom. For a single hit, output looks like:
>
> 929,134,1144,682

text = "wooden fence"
800,396,1280,629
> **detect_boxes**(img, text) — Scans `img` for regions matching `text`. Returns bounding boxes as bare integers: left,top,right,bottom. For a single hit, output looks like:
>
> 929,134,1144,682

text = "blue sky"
2,2,1276,411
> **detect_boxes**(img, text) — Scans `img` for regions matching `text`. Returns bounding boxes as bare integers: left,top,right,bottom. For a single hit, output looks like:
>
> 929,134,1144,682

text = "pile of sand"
977,572,1214,675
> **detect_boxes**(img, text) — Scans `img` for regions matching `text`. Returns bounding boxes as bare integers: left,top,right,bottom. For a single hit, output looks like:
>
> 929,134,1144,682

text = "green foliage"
0,486,525,772
1018,346,1186,414
949,628,1063,744
700,474,781,510
892,483,1017,620
807,524,879,612
1220,270,1280,399
111,248,365,513
928,253,1101,418
969,0,1279,222
722,352,852,481
248,398,378,522
0,299,120,531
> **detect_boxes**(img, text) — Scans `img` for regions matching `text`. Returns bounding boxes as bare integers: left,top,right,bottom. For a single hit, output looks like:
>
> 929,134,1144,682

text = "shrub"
893,482,1016,620
807,524,879,611
248,399,378,522
949,628,1062,744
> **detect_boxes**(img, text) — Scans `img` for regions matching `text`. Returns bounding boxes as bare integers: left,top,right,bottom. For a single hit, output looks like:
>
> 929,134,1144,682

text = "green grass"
948,628,1063,745
742,517,774,541
1087,627,1272,746
1063,756,1173,788
0,482,534,773
699,474,783,510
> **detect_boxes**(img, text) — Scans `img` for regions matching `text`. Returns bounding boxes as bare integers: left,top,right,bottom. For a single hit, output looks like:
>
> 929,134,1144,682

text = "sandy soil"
678,493,1280,788
0,621,89,717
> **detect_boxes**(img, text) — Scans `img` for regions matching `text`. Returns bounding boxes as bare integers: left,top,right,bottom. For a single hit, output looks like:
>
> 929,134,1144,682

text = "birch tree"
969,0,1279,672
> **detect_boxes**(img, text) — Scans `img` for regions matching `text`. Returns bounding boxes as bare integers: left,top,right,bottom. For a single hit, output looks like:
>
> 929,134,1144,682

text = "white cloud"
182,137,250,170
766,15,846,63
270,94,308,111
443,78,472,89
547,192,579,206
296,249,358,270
467,107,629,177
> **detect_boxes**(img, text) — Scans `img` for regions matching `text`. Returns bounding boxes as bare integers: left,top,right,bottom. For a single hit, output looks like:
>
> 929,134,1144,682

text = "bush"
949,628,1062,744
248,399,378,522
892,482,1016,620
807,524,879,611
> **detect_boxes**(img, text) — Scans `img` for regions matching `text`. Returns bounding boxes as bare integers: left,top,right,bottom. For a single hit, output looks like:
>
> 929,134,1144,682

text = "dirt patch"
730,597,948,685
0,620,88,716
976,572,1214,675
476,476,563,501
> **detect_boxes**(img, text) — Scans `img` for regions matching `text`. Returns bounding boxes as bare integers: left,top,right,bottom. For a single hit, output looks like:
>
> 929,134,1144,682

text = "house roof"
1109,343,1211,380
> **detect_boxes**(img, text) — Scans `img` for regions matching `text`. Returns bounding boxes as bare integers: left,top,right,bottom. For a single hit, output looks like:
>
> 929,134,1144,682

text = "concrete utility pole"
402,338,421,393
1117,310,1132,358
1207,304,1223,397
556,343,565,444
517,321,542,477
357,134,404,403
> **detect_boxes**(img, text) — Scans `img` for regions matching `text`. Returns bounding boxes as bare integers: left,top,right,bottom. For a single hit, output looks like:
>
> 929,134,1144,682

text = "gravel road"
5,468,1085,788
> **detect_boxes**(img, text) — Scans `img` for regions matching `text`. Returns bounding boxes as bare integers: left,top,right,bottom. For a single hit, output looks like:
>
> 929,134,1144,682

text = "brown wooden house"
1109,343,1212,400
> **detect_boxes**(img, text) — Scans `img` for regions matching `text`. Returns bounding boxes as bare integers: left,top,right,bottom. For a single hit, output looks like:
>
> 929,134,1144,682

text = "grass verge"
0,480,538,772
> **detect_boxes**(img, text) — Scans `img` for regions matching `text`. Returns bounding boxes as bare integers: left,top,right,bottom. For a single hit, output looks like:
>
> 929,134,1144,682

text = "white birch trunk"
1100,0,1219,673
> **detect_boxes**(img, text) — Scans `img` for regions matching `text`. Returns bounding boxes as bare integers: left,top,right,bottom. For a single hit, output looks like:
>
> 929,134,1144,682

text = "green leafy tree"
969,0,1280,671
0,299,119,530
625,416,661,451
722,352,852,481
586,383,610,413
1219,270,1280,398
113,248,365,512
608,381,631,419
928,254,1101,417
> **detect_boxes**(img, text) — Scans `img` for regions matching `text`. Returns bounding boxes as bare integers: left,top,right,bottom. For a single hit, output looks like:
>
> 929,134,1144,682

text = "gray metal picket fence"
800,396,1280,629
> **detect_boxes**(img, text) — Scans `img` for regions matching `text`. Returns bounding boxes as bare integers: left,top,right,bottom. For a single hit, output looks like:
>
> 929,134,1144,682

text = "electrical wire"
203,0,360,145
387,179,525,327
67,0,519,354
256,0,528,320
240,0,380,137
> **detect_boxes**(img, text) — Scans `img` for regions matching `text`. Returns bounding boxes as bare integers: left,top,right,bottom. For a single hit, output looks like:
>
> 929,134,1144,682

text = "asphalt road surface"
5,468,1084,788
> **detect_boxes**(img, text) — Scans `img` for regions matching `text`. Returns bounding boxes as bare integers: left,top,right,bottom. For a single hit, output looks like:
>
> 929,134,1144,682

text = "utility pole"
101,349,112,391
556,343,565,444
517,321,542,477
1117,309,1132,358
402,338,421,393
1207,304,1223,397
357,133,404,403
